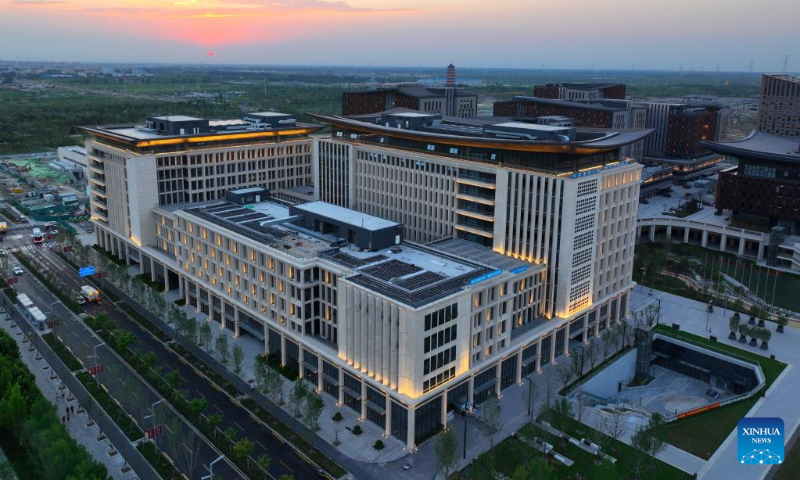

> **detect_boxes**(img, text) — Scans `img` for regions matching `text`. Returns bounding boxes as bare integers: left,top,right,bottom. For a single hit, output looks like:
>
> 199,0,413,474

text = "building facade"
533,82,627,101
757,74,800,138
84,108,648,451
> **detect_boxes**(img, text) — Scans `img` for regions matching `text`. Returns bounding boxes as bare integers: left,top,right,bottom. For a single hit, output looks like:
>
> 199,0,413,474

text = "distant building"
756,74,800,137
533,82,626,101
493,96,646,160
342,64,477,118
640,102,730,179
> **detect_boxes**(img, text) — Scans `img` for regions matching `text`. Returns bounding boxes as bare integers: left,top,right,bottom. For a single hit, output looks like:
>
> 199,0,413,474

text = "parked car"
75,295,86,305
12,266,23,275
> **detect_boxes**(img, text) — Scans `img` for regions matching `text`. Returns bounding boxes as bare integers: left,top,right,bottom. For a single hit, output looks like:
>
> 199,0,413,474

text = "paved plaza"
630,288,799,480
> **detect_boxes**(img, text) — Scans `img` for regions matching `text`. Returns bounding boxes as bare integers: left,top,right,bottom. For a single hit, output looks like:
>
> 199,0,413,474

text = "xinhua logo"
738,417,784,465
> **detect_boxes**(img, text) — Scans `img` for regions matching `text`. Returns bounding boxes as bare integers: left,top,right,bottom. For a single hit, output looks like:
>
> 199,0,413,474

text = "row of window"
424,303,458,331
424,346,456,375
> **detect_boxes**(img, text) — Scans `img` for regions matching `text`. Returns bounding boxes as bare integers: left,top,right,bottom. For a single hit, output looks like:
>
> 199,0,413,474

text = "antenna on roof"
783,55,789,74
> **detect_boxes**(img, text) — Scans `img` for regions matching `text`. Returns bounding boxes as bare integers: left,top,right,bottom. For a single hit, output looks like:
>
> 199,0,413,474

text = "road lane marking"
279,461,293,472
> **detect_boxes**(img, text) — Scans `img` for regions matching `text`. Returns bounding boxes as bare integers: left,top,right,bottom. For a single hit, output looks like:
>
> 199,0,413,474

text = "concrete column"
582,315,589,343
494,364,501,397
758,242,766,260
150,257,157,283
219,302,227,330
385,394,392,436
720,234,727,252
280,335,286,367
163,269,171,291
666,225,673,238
535,339,542,373
549,335,556,365
297,344,305,380
184,281,191,307
406,408,416,451
337,368,344,406
234,307,240,338
563,327,569,355
636,226,642,238
441,389,449,429
684,228,691,243
701,230,709,248
360,379,367,421
125,244,132,266
648,227,656,242
317,354,324,392
264,330,270,356
738,238,746,256
467,376,475,404
515,350,523,384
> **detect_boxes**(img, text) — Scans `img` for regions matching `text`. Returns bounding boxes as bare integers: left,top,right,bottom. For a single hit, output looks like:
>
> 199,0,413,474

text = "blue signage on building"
468,269,503,286
79,266,96,277
509,265,528,275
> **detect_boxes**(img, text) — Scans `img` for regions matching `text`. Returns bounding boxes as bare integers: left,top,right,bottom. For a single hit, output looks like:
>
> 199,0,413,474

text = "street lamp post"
524,377,534,420
144,399,165,456
201,455,225,480
462,411,468,459
655,299,662,326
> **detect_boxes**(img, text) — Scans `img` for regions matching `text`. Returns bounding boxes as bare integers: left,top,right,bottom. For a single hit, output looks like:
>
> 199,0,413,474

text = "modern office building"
640,102,729,178
704,131,800,233
493,96,647,160
84,107,650,451
342,65,477,118
756,74,800,138
533,82,626,101
82,113,319,256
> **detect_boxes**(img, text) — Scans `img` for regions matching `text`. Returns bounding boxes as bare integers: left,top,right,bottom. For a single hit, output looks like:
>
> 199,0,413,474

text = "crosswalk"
1,242,59,254
8,223,35,230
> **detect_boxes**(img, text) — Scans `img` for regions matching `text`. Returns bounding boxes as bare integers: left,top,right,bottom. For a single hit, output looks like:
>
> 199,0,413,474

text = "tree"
187,397,207,419
556,360,574,391
264,367,285,404
199,322,212,351
552,396,573,434
481,395,502,449
511,457,554,480
185,316,198,344
631,413,666,468
331,412,343,445
232,344,244,376
277,475,294,480
760,329,772,350
738,323,748,343
254,355,268,390
601,326,616,361
207,413,223,435
289,380,309,418
0,383,27,430
602,409,627,447
114,331,135,352
232,438,254,460
215,334,230,366
570,345,586,381
255,454,271,480
748,326,759,346
303,390,324,431
434,428,459,479
729,313,741,340
776,315,788,333
140,351,157,371
164,370,181,391
586,340,598,371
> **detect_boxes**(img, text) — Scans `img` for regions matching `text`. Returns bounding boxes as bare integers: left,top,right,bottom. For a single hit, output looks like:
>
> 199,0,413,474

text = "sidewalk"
0,316,135,480
630,288,800,480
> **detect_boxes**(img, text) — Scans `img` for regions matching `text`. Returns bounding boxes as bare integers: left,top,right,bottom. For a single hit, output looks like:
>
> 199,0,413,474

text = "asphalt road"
31,242,324,480
6,237,243,480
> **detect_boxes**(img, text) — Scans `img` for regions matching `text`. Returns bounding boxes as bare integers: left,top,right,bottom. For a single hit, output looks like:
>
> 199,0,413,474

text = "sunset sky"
1,0,798,71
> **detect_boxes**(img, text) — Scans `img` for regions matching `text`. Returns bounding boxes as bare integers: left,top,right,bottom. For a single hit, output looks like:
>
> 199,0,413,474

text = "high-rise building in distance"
757,74,800,137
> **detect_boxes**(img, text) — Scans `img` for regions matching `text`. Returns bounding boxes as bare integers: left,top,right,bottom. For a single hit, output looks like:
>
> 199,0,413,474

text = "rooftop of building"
763,73,800,84
505,96,634,112
170,195,535,308
702,131,800,163
81,111,322,149
292,201,400,231
313,110,652,154
560,82,625,90
345,83,477,99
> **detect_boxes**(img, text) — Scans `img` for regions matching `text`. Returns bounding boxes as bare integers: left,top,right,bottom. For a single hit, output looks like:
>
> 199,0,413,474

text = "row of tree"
0,329,108,480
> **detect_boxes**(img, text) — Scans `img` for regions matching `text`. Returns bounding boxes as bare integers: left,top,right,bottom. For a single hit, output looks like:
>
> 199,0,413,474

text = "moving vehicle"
80,285,100,303
12,266,23,276
45,221,57,231
0,222,7,234
32,227,43,244
75,294,86,305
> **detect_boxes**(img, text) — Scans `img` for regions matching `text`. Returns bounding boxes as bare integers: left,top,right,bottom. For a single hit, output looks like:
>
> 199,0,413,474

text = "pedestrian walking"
70,405,74,415
61,416,65,424
66,411,70,422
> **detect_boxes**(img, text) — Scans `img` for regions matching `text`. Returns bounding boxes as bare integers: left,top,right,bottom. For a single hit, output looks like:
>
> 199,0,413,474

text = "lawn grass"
541,415,693,480
652,324,787,459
